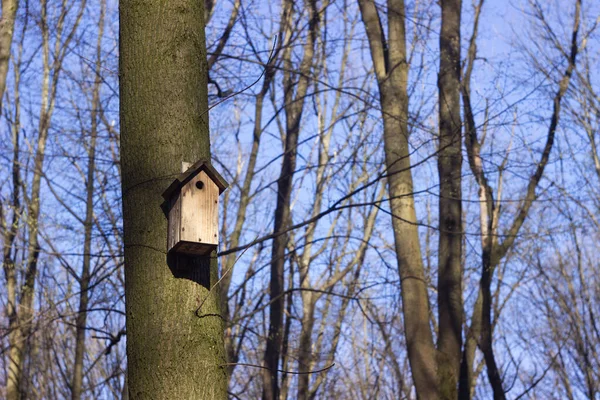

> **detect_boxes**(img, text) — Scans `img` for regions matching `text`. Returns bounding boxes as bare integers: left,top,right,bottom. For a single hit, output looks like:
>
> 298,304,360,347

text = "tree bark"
119,0,227,397
437,0,463,397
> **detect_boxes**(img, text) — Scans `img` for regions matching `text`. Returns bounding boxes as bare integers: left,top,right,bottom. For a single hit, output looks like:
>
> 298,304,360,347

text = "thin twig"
195,238,256,316
201,35,278,117
220,362,335,375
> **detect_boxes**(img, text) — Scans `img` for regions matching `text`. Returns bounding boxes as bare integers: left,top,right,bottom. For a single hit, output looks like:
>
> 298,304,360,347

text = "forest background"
0,0,599,398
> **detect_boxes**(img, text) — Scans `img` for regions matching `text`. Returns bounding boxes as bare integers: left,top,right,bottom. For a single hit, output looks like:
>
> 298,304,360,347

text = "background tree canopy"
0,0,599,398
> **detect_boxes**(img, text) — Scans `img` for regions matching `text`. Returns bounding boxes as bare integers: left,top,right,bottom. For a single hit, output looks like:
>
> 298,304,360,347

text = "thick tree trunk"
437,0,463,397
119,0,228,398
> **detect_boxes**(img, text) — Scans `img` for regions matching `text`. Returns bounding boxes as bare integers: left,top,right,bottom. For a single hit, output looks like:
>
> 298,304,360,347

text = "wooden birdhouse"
162,160,228,255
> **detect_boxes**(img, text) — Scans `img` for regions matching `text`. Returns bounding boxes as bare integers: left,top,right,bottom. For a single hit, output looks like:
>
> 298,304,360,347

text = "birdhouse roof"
162,159,228,200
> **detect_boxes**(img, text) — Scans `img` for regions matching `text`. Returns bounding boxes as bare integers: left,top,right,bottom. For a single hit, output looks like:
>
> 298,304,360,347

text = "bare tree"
0,0,598,398
459,0,583,398
4,1,85,397
71,2,105,398
262,1,318,398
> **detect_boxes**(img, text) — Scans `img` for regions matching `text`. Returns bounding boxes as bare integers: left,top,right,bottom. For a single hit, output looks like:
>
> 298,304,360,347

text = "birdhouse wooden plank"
162,160,228,255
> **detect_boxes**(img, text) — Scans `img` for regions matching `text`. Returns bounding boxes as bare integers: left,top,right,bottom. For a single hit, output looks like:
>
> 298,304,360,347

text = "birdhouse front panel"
177,170,220,254
163,160,228,256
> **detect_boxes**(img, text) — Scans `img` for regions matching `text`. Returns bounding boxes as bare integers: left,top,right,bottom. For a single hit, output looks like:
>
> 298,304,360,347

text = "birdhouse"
162,160,228,255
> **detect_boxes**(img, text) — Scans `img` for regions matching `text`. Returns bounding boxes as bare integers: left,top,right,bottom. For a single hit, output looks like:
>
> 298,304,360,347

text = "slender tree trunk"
222,69,276,376
220,14,286,378
5,2,84,396
72,4,105,398
458,1,582,398
296,50,338,397
119,0,227,397
3,40,21,399
262,85,298,400
0,0,18,111
358,1,439,397
6,3,51,395
6,112,44,400
278,261,295,400
437,0,463,397
380,74,438,400
262,78,296,400
296,297,316,399
458,3,486,397
459,290,482,399
262,1,317,398
308,182,385,398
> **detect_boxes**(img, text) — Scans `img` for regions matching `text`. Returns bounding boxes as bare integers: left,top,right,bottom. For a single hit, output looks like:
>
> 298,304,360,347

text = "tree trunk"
0,0,18,112
222,72,274,376
296,297,316,399
72,4,105,398
358,0,440,397
3,41,21,400
119,0,228,397
262,1,317,398
6,2,53,394
437,0,463,397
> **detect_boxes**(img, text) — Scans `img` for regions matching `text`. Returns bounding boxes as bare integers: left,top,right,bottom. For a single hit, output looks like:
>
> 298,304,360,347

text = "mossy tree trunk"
119,0,228,398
